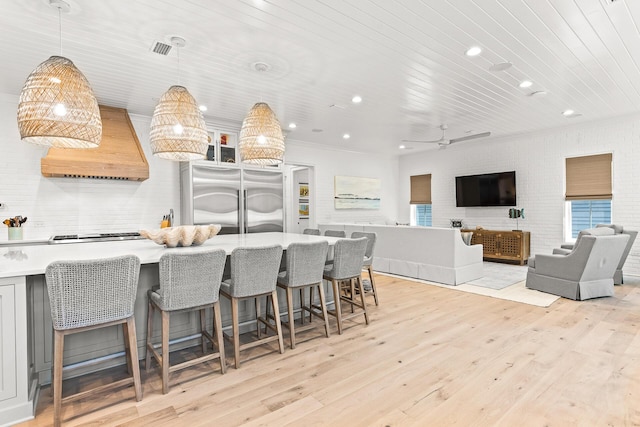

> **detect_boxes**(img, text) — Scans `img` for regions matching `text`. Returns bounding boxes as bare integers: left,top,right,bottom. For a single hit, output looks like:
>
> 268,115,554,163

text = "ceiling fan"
402,124,491,148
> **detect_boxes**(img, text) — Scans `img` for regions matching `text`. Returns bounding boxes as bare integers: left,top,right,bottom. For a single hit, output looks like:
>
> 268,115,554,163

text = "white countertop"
0,232,340,278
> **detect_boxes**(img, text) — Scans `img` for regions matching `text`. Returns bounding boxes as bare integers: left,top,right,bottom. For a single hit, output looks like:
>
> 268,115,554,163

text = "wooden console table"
462,229,530,265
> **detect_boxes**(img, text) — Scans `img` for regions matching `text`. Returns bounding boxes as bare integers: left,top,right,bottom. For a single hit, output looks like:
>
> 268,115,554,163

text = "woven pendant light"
149,85,208,161
239,102,285,165
17,58,101,148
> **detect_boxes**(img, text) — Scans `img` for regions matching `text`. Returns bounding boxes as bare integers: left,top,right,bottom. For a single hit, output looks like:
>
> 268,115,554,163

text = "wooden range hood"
41,105,149,181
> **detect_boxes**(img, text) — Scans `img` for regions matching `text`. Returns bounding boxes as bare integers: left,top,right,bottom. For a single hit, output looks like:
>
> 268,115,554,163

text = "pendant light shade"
149,85,208,161
17,55,102,148
239,102,285,165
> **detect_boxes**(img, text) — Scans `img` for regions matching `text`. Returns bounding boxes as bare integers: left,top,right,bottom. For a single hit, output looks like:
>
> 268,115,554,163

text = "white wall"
0,93,179,241
398,113,640,275
285,140,400,226
0,92,400,242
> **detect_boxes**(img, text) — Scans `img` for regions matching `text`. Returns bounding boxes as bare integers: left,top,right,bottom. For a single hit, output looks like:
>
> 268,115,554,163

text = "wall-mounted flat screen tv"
455,171,516,207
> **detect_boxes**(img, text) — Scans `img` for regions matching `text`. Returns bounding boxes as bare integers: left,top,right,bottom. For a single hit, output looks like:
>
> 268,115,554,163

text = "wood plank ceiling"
1,0,639,154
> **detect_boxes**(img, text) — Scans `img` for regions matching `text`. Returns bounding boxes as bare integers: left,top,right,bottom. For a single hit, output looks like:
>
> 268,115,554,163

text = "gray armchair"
553,224,637,284
527,234,629,300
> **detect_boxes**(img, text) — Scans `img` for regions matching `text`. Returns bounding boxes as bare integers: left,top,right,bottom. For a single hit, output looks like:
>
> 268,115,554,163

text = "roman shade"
565,153,612,200
410,174,432,204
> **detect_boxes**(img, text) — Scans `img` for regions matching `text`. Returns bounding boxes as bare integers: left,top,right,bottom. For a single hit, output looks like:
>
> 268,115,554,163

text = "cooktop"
48,232,143,244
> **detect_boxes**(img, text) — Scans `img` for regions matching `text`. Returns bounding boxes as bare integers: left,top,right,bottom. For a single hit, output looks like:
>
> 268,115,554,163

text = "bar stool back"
324,230,346,265
275,241,330,348
323,237,369,334
45,255,142,427
303,228,321,235
145,249,227,394
351,231,379,305
220,244,285,368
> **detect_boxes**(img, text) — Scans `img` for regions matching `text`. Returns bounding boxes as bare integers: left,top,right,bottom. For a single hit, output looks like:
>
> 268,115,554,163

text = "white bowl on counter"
139,224,221,248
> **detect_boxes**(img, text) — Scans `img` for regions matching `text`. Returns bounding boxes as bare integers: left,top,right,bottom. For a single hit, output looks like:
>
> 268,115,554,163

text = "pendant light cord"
58,6,63,55
177,45,181,86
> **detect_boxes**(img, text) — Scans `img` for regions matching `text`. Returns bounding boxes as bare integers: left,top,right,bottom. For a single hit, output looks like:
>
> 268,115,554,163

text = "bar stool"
145,249,227,394
273,241,330,349
303,228,321,235
351,231,379,306
322,237,369,334
45,255,142,427
324,230,346,265
220,244,285,368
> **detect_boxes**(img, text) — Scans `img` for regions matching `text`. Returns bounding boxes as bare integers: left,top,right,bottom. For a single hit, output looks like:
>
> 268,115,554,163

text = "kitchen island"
0,232,340,426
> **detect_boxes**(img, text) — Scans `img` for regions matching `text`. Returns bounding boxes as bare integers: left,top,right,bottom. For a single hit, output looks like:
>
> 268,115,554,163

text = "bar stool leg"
331,279,343,334
367,265,379,306
145,300,154,371
200,309,207,353
231,298,241,369
317,282,331,338
286,287,296,349
161,311,170,394
356,277,370,325
270,290,285,353
212,301,226,374
299,288,305,325
122,322,133,375
53,330,64,427
309,286,315,322
257,297,264,339
126,316,143,401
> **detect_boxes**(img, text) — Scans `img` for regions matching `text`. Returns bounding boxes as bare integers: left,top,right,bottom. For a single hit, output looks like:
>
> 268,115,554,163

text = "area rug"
465,262,528,290
378,263,560,307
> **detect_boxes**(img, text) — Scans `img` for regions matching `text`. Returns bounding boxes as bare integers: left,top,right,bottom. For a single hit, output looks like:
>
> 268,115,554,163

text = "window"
410,174,432,227
412,204,432,226
569,200,611,238
565,153,612,240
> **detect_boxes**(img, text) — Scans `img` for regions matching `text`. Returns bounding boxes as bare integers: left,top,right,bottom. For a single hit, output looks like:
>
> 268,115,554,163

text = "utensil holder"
8,227,23,240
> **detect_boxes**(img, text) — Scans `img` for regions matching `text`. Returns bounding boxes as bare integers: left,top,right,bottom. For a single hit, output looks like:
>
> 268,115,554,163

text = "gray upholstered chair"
323,230,346,265
145,249,227,394
323,237,369,334
351,231,379,306
45,255,142,427
527,234,629,300
303,228,321,235
554,224,637,284
220,244,285,368
324,230,346,238
274,241,330,348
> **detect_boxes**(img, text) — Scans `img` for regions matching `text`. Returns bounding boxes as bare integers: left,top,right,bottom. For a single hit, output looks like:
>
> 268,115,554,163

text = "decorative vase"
8,228,23,240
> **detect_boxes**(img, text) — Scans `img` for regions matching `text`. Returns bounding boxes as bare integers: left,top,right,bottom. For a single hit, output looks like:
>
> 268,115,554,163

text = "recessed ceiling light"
519,80,533,88
198,105,207,112
489,62,512,72
288,123,297,129
465,46,482,57
399,144,406,149
351,95,362,104
343,133,350,139
562,109,575,116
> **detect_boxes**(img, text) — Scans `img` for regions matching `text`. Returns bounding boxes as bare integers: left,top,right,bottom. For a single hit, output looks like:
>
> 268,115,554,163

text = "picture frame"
299,183,309,198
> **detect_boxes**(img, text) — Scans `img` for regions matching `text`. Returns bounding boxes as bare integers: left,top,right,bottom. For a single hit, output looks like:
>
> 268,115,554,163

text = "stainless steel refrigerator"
181,164,284,235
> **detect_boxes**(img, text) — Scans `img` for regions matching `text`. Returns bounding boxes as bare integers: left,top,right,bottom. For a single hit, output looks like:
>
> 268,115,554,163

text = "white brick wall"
398,113,640,276
0,93,400,243
0,93,180,241
284,141,399,226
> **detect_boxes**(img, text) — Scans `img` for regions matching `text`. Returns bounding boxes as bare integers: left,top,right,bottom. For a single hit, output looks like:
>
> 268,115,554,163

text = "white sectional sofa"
318,224,483,285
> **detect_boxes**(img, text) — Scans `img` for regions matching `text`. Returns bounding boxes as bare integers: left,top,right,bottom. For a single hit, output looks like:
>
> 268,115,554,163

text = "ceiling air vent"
151,41,172,56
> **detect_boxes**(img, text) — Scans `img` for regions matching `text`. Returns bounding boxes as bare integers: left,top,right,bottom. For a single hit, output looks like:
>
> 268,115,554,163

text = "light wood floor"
19,274,640,426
